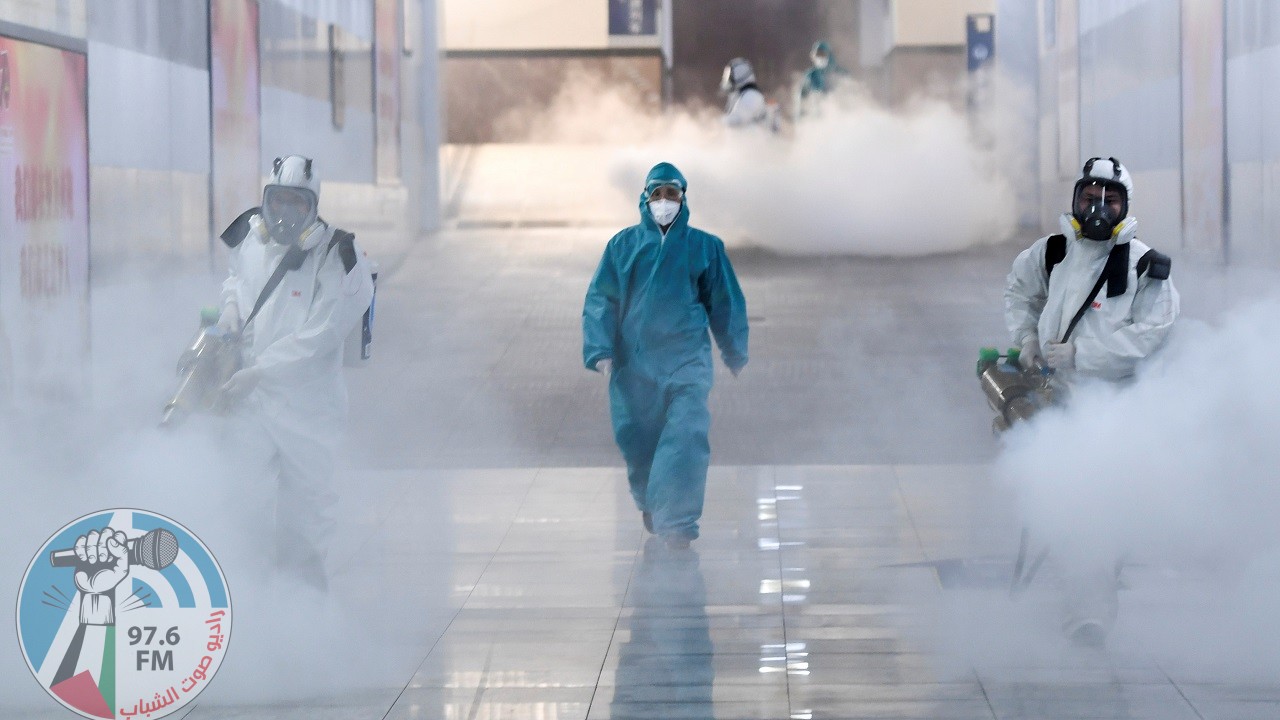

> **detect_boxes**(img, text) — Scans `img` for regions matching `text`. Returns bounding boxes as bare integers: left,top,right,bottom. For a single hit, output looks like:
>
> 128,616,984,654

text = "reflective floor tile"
386,686,595,720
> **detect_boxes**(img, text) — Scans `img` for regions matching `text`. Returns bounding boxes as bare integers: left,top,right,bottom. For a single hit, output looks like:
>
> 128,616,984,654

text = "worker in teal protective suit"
583,162,749,549
795,40,845,121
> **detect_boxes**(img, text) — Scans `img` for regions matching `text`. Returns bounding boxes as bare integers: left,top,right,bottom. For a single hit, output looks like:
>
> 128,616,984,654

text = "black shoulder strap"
1060,243,1129,343
1103,241,1130,298
220,207,260,248
329,229,358,273
243,245,308,329
1060,271,1108,344
1044,234,1067,279
1136,249,1171,280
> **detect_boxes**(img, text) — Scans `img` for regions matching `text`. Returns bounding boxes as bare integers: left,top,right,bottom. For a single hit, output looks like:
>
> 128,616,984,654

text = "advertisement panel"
1181,0,1225,258
1055,0,1079,178
210,0,261,235
0,35,90,406
375,0,401,184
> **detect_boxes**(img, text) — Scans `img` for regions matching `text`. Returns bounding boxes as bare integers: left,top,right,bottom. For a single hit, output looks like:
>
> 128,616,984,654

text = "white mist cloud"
493,70,1022,256
0,276,429,710
994,298,1280,671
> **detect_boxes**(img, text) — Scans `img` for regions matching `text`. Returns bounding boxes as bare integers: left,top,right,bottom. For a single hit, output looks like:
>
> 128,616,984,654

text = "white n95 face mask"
648,199,681,226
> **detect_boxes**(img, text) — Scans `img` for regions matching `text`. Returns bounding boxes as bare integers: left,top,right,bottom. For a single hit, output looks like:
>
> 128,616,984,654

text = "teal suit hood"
639,162,690,231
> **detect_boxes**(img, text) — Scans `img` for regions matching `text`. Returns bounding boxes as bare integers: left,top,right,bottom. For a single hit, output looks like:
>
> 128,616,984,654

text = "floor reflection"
611,536,714,719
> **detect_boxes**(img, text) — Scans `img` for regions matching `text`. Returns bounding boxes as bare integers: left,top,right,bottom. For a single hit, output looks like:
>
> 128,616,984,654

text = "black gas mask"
1071,157,1129,242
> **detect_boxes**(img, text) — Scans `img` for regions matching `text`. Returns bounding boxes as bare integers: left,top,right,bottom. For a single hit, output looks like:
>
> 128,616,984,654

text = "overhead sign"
967,13,996,71
609,0,658,36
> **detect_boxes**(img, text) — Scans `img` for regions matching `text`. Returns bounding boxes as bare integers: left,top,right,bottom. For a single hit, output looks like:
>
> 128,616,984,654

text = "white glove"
217,304,242,334
595,359,612,376
1018,337,1042,370
221,367,262,398
1045,342,1075,370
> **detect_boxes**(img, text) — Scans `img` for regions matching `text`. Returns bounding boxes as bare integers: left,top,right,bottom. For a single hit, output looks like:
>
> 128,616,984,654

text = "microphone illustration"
49,528,180,570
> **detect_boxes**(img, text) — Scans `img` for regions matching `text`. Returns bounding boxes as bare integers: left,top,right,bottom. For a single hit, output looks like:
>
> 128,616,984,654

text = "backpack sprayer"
976,347,1060,433
160,308,242,427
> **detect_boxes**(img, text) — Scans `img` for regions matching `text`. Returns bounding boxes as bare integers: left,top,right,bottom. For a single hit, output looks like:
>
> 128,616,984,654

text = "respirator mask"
1071,157,1129,242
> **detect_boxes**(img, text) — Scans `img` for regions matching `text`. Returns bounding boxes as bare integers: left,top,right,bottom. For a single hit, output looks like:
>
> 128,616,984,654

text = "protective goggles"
1071,180,1128,218
645,183,684,202
263,185,316,214
262,185,318,242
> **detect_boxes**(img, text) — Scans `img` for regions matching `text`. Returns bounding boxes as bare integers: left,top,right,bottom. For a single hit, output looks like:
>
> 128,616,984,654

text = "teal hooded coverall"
801,41,834,93
583,163,749,540
796,41,845,120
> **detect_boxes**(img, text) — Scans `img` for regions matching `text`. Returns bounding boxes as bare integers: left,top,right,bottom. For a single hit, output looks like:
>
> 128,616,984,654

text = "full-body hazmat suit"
795,41,845,121
1003,157,1179,646
720,58,770,128
583,163,748,546
218,155,374,589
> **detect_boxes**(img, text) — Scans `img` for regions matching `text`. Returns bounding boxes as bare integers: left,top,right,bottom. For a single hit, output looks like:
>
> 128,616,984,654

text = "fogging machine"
976,347,1059,433
160,307,241,427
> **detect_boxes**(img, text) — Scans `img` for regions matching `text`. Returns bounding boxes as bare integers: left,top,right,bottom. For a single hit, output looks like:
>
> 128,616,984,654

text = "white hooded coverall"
1004,212,1179,639
724,87,769,128
1005,214,1178,382
221,213,374,578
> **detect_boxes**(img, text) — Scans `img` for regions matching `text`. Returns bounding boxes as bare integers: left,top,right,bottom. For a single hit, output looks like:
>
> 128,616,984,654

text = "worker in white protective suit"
1006,157,1179,384
216,155,374,591
1004,156,1179,648
720,57,771,129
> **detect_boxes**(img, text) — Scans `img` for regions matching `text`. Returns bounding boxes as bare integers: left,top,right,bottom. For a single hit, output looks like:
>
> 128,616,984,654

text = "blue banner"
609,0,658,36
967,13,996,71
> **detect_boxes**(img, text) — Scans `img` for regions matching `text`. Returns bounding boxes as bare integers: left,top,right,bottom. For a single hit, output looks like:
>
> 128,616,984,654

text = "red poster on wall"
210,0,262,234
0,36,90,406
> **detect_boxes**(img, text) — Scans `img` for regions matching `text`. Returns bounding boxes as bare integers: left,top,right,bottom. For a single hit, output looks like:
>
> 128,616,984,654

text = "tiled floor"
5,224,1278,718
186,463,1275,719
198,227,1280,717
